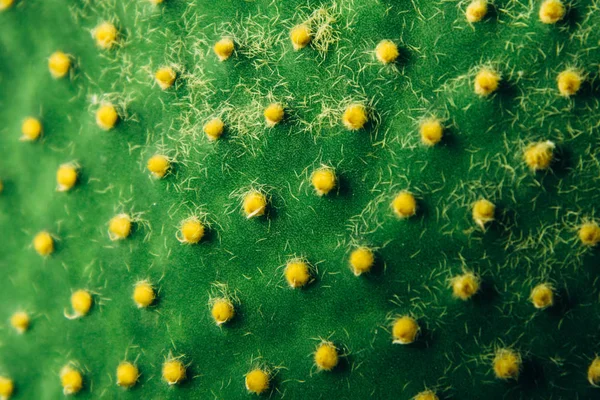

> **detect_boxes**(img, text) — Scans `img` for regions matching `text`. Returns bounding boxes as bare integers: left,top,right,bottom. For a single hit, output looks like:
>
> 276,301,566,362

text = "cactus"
1,0,600,398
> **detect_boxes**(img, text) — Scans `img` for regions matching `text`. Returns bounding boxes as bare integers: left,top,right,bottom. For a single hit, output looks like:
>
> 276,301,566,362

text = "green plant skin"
1,0,600,399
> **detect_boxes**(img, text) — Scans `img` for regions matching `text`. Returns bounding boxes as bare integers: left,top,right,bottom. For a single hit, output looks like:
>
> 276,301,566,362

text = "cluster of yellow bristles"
11,0,578,151
18,115,579,255
472,64,583,98
6,318,593,397
8,343,569,397
0,0,569,27
463,0,567,25
29,180,600,259
16,60,582,150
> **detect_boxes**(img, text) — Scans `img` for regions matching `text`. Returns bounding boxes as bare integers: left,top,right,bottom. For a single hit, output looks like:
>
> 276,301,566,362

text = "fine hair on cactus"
1,0,600,399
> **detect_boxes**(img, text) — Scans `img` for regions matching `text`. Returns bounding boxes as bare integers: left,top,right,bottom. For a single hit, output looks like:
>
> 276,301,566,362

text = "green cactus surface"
1,0,600,399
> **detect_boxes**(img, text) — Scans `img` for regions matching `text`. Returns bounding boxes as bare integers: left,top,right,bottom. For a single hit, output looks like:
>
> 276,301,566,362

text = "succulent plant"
1,0,600,399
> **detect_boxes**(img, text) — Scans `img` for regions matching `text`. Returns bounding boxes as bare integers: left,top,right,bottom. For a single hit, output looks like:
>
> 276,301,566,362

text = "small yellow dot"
349,247,374,276
147,154,170,179
214,38,234,61
342,104,368,131
290,24,312,50
530,283,554,309
70,290,92,317
493,348,521,380
419,118,443,146
155,67,176,90
375,40,399,64
264,103,284,127
95,103,119,130
148,0,163,4
178,217,205,244
21,117,42,141
539,0,565,24
414,390,439,400
466,0,488,23
10,311,30,334
93,22,118,49
0,180,3,194
314,342,339,371
109,213,132,240
133,281,155,308
579,223,600,246
162,359,186,385
392,191,417,219
524,141,555,171
311,167,336,196
472,199,495,228
60,365,83,395
0,0,14,11
211,298,234,325
557,69,582,97
203,118,224,141
33,231,54,256
116,361,139,388
284,260,311,288
474,68,500,97
48,51,71,79
392,316,419,344
243,191,267,219
451,272,480,300
0,376,14,399
245,369,269,395
56,163,78,192
588,357,600,386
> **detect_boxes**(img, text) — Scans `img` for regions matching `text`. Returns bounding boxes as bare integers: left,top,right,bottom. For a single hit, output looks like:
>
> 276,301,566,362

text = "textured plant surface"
1,0,600,399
